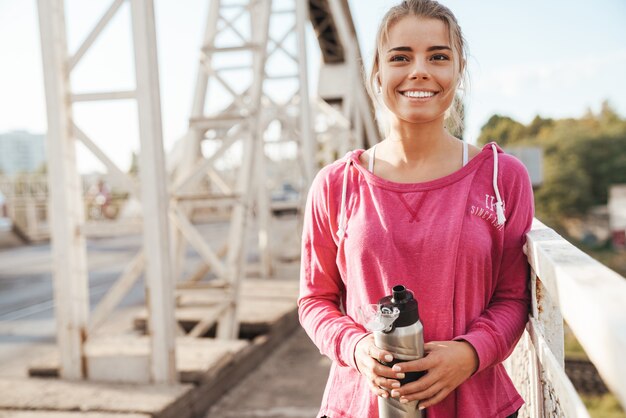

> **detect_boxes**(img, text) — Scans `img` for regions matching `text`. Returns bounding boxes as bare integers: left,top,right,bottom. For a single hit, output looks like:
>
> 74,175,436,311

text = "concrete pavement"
206,326,331,418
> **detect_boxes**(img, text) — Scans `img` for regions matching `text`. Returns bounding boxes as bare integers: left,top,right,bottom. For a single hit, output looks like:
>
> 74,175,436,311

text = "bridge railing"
505,219,626,417
0,174,49,241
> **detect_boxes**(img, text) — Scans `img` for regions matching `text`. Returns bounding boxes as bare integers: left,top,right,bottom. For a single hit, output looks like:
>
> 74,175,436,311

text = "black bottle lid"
378,284,419,328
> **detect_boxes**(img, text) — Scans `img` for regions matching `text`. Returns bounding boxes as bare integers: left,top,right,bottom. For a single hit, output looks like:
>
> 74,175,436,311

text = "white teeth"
402,91,435,98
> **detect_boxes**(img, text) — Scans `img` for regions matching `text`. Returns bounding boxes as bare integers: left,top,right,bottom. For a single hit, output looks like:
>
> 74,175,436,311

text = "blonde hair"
367,0,468,136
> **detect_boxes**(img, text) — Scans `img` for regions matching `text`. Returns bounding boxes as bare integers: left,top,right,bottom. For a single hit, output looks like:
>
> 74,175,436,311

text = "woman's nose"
409,64,429,80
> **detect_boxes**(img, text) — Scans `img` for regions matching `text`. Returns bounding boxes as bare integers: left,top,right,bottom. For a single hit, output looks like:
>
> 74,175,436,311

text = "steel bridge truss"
36,0,376,384
169,0,315,342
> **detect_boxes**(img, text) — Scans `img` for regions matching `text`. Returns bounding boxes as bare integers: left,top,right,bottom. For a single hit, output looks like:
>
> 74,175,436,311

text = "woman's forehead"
383,16,450,49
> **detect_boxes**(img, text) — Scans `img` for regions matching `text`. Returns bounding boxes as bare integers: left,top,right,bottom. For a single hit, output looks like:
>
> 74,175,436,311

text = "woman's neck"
384,118,456,165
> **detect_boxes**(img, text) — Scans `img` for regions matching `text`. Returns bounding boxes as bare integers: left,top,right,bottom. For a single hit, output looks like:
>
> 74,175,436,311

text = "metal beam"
72,123,140,197
130,0,176,384
36,0,90,380
87,251,145,336
71,91,137,102
68,0,126,71
297,0,315,184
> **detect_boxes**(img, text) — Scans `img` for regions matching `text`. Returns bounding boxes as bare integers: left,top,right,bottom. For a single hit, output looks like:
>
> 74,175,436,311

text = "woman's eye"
431,54,450,61
389,55,408,62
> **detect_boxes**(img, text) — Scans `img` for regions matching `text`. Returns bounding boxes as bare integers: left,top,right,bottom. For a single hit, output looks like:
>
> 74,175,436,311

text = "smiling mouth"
400,90,437,98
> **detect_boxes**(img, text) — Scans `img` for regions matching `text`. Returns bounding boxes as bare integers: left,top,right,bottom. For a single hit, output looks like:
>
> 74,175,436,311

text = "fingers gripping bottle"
373,285,425,418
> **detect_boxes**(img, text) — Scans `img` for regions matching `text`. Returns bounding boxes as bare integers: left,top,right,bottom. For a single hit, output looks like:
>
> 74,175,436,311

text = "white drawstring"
491,144,506,226
336,158,353,238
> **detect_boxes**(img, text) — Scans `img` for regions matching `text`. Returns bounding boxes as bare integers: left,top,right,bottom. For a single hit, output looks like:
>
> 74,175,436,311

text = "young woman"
298,1,534,417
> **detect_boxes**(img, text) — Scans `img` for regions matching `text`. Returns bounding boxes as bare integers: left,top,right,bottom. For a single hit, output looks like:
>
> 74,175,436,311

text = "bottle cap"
378,285,419,329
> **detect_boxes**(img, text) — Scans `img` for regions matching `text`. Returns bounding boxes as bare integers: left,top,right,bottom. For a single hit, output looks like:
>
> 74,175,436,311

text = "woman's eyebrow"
386,45,452,53
427,45,452,51
387,46,412,53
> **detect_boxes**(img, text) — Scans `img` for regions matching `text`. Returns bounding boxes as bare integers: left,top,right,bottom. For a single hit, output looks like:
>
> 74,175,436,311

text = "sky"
0,0,625,173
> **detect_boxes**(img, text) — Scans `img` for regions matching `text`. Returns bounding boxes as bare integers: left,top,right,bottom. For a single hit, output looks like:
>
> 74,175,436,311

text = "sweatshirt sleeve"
455,157,535,373
297,166,369,370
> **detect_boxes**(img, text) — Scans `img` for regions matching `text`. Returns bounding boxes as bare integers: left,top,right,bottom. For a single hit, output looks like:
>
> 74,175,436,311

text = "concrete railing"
505,219,626,417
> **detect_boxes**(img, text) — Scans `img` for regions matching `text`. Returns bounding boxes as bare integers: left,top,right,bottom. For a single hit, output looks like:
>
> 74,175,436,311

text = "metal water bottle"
374,285,425,418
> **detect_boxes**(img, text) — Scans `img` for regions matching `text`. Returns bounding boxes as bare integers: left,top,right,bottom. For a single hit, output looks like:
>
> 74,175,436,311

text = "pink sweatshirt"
298,143,534,418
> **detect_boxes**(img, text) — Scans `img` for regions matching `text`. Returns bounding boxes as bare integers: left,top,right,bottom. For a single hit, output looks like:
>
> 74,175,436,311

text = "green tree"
477,115,526,146
599,100,621,129
578,135,626,205
478,102,626,230
526,115,554,137
534,140,593,225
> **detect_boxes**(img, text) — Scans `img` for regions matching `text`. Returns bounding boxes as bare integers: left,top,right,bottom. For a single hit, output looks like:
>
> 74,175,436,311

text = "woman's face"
378,16,459,127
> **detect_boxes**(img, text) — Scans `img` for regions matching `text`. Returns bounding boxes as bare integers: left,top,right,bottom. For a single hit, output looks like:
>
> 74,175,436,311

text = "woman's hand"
354,334,404,398
389,340,479,410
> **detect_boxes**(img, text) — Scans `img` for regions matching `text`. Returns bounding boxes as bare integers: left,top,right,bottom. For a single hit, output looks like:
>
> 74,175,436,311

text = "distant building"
503,146,543,187
0,131,46,176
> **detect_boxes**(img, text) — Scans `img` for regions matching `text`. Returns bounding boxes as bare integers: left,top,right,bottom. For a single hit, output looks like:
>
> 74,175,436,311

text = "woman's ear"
375,71,381,94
